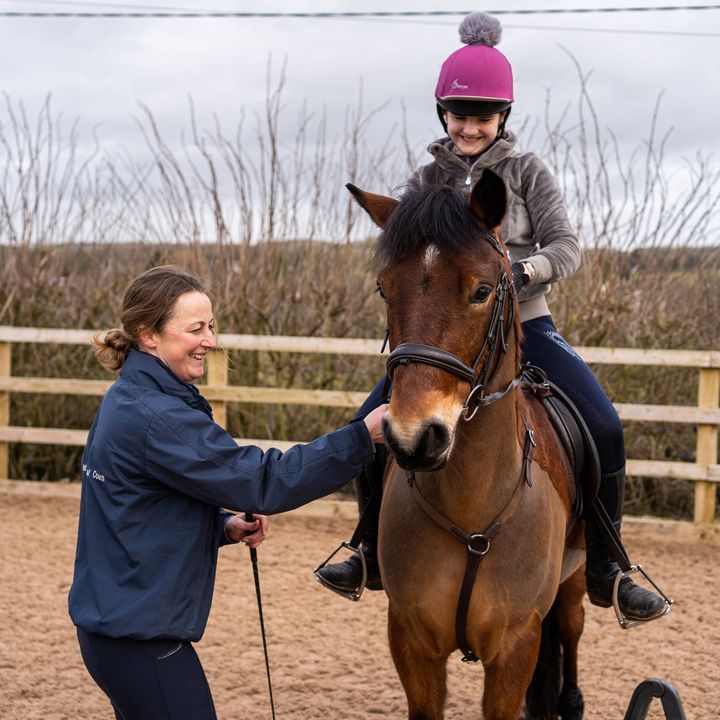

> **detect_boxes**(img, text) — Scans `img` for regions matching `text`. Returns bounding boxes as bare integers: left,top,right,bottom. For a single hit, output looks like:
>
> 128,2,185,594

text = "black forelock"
374,184,486,270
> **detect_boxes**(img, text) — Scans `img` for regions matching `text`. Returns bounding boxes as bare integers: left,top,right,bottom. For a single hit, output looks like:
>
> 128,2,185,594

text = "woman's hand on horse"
225,513,269,548
363,404,389,444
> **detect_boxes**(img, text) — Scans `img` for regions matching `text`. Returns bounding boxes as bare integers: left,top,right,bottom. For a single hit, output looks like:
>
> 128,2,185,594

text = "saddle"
520,363,600,518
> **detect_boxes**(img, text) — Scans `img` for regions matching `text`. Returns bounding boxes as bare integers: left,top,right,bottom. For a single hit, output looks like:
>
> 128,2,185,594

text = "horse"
348,171,586,720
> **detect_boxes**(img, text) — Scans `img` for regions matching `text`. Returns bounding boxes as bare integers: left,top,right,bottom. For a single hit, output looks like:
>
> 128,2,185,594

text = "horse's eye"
470,285,493,305
375,283,386,301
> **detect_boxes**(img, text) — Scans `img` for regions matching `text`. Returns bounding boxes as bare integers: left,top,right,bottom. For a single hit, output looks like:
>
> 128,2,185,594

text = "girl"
316,12,666,624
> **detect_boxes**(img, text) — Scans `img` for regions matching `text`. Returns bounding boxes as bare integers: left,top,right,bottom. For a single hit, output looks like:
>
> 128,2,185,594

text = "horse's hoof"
520,710,559,720
559,686,584,720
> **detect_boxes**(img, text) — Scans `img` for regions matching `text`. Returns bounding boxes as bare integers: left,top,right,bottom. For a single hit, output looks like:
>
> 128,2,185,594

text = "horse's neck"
411,329,525,532
426,390,523,533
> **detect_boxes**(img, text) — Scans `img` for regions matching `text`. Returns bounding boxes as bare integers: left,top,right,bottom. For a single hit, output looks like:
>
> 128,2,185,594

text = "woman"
316,12,666,623
69,265,387,719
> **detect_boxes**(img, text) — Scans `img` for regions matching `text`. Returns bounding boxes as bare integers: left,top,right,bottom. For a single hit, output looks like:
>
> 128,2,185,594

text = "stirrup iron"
313,541,368,602
612,564,673,630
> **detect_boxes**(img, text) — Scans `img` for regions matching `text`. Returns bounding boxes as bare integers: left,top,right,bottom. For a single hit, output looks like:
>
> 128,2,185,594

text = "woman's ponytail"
92,328,135,372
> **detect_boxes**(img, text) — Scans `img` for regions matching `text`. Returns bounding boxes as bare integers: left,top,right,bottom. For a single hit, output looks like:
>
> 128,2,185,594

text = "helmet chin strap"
498,106,511,138
437,103,449,134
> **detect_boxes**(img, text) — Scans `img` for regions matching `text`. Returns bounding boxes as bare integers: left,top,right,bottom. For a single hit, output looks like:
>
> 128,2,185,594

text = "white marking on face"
423,244,440,270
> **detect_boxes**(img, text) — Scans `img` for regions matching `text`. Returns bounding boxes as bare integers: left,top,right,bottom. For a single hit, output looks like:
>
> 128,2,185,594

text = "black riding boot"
585,468,666,621
315,446,384,594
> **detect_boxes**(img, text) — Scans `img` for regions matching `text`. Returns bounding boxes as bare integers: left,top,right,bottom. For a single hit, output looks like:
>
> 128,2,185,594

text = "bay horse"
349,171,586,720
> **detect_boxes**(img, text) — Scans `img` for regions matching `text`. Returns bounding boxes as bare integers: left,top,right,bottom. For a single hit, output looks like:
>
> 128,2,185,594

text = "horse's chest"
379,473,566,627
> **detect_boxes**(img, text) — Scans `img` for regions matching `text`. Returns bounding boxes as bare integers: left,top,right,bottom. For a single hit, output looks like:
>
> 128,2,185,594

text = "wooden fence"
0,325,718,525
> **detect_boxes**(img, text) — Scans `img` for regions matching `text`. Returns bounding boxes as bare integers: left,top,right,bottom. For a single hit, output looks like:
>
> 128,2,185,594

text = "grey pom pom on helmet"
435,10,513,131
458,11,502,47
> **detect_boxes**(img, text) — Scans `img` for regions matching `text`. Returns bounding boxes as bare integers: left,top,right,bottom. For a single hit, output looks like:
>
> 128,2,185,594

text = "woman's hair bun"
458,11,502,47
102,328,132,352
93,328,134,372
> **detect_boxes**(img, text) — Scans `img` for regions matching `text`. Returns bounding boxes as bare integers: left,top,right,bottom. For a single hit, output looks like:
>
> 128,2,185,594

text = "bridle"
385,233,519,421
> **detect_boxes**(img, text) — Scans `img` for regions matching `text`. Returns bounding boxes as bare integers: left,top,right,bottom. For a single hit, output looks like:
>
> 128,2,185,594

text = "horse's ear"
469,170,507,232
346,183,399,228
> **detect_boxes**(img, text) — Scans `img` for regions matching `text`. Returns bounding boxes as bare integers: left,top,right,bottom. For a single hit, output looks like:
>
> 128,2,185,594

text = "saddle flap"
522,366,601,517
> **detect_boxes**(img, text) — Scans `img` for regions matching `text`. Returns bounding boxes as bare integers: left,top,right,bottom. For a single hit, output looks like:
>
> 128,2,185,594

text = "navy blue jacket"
69,350,375,641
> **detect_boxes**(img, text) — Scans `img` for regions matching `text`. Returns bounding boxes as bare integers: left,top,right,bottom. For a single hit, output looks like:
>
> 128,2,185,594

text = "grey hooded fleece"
406,132,581,322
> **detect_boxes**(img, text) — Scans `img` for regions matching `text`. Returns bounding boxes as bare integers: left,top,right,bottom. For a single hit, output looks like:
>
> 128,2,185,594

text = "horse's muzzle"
383,417,451,472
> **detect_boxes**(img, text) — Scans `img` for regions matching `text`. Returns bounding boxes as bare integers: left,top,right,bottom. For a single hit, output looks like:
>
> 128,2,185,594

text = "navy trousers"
76,628,217,720
356,315,625,476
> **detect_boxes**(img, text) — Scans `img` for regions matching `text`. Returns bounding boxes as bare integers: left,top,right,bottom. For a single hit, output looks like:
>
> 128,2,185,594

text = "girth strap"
406,425,534,663
522,423,537,488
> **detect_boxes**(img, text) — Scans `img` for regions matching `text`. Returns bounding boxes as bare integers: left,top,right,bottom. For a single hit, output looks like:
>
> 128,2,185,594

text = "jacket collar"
428,131,518,177
120,349,214,417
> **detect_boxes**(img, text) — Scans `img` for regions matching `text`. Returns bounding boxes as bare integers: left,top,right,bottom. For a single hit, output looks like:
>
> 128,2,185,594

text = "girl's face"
445,111,502,156
141,291,217,383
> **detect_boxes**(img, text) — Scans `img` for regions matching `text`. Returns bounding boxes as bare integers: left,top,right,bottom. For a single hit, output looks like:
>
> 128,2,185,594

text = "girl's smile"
445,111,502,156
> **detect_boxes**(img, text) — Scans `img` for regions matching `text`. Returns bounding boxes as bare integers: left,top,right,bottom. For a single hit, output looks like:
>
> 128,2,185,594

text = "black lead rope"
245,512,277,720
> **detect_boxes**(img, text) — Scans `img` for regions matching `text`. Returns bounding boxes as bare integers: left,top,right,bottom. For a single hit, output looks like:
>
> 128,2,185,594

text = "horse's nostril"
382,417,451,471
418,420,450,458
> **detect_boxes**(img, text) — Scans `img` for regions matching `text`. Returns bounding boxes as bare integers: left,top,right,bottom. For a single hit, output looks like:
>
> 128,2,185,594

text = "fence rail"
0,326,717,524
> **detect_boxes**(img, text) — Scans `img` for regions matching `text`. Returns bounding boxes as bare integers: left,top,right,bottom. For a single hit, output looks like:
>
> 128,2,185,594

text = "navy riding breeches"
356,315,625,476
519,315,625,474
76,628,217,720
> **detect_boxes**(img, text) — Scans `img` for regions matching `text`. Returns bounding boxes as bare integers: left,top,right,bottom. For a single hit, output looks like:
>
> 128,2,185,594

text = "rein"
406,424,536,663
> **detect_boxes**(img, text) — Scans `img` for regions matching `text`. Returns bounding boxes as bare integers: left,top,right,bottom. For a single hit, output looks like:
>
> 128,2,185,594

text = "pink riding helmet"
435,12,514,121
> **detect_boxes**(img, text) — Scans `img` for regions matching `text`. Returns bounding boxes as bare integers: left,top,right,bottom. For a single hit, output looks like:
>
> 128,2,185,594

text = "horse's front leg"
388,603,449,720
482,612,543,720
556,567,586,720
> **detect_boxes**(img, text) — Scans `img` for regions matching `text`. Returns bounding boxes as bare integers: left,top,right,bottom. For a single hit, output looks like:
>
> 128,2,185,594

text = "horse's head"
350,171,519,471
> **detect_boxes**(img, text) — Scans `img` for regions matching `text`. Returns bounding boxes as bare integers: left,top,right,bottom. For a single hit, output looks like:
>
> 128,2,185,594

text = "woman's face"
445,111,502,156
142,291,216,382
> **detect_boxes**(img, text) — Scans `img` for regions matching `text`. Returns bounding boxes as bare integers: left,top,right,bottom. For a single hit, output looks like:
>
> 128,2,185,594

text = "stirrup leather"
313,541,369,602
612,564,673,630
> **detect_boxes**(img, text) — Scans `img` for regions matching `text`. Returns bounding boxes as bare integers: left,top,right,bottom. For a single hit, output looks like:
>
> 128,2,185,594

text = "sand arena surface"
0,486,718,719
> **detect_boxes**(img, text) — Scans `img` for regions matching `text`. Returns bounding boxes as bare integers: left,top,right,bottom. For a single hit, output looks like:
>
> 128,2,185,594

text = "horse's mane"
374,184,487,270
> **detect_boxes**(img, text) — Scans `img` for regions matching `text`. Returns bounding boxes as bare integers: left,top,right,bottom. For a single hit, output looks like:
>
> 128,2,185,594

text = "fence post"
694,368,719,526
0,342,10,480
207,349,229,429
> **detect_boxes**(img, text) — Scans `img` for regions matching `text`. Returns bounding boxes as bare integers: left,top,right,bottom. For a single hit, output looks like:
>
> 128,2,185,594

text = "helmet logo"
451,79,469,90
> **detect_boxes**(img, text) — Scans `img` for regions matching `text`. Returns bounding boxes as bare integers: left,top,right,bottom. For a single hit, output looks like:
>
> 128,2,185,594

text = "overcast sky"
0,1,718,202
